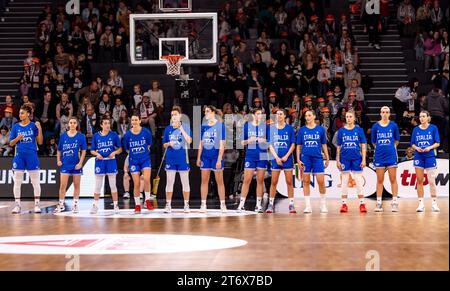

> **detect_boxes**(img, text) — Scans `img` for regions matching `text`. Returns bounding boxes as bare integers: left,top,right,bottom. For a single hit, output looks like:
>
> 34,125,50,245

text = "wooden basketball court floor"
0,198,448,271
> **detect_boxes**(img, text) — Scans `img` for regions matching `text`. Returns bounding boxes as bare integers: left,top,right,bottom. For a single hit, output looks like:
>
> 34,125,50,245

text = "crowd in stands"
0,0,448,160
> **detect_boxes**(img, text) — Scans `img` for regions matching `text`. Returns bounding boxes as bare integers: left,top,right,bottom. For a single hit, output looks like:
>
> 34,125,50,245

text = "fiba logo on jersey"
66,0,80,15
414,160,420,166
245,162,250,168
95,167,101,174
130,165,136,172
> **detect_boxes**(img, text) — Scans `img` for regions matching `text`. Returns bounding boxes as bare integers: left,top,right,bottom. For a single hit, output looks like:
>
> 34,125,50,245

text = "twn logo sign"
66,0,80,15
365,0,380,15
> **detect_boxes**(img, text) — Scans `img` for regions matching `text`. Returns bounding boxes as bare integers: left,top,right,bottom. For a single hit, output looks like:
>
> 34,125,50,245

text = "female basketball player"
163,106,192,213
122,113,154,214
296,110,330,214
196,105,227,213
371,106,400,212
266,108,296,214
336,110,368,213
9,104,43,214
237,108,268,213
90,116,122,214
54,117,87,213
411,110,441,212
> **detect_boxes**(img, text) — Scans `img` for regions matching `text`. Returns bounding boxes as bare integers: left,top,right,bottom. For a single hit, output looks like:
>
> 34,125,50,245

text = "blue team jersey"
163,124,191,165
201,121,226,159
268,123,296,158
243,121,268,161
122,128,153,161
58,132,88,166
337,126,367,160
91,131,121,158
411,124,440,158
10,122,39,155
371,121,400,162
296,125,327,158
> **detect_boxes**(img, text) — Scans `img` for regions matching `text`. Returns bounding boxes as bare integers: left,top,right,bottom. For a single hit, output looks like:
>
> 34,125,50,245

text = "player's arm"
296,144,303,167
196,141,203,167
35,121,44,145
322,143,330,168
336,145,342,169
56,150,62,167
360,143,367,168
283,143,296,161
76,150,87,170
179,126,192,144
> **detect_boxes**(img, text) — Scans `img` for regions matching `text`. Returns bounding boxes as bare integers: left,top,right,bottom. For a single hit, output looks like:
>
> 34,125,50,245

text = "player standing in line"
336,110,368,213
196,105,227,213
371,106,400,212
411,110,441,212
122,113,154,214
54,117,87,213
296,110,330,214
237,108,268,213
90,116,122,214
266,108,296,214
9,104,44,214
162,106,192,213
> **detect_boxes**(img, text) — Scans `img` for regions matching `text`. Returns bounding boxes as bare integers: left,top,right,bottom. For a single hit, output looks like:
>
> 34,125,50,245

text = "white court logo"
0,234,248,255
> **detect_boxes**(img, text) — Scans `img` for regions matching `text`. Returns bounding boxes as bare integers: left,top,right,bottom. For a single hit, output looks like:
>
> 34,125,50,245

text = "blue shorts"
200,156,224,171
414,155,437,170
373,160,398,169
244,159,268,170
340,157,363,172
271,156,293,171
12,153,40,171
129,157,151,174
165,163,190,172
300,155,324,174
95,159,118,175
60,164,83,175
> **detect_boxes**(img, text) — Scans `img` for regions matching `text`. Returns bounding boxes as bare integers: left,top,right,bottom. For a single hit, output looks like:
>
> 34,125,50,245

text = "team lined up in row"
8,103,441,214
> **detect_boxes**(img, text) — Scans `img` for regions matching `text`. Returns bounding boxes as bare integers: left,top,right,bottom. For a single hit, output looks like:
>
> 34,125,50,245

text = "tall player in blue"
371,106,400,212
163,106,192,213
196,105,227,213
123,113,154,214
411,110,441,212
54,117,87,213
296,110,330,214
336,110,368,213
90,116,122,214
9,104,44,214
237,108,268,213
266,108,296,214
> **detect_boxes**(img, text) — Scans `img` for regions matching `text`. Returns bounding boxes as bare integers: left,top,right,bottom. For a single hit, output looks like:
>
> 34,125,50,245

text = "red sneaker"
145,199,154,210
134,204,141,214
359,203,367,213
340,203,348,213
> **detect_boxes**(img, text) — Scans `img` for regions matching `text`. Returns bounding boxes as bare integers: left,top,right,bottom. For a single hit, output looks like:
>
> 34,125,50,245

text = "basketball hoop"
161,55,185,76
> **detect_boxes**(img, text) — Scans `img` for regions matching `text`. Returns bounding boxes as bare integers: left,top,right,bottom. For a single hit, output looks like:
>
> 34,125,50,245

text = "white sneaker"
90,205,98,215
34,205,42,213
374,203,384,212
199,204,207,213
255,205,263,213
391,202,399,212
431,203,440,212
11,204,21,214
53,204,65,213
114,205,120,214
164,204,172,213
184,204,191,213
123,192,130,199
221,204,228,213
303,206,312,214
237,205,245,212
320,203,328,213
72,204,79,214
374,44,381,50
416,204,425,212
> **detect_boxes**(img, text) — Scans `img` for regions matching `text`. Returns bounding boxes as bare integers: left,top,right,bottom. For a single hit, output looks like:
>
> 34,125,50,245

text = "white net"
162,55,185,76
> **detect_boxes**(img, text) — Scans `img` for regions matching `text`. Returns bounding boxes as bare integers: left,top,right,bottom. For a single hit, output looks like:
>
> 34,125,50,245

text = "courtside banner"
384,159,449,198
277,160,378,198
0,157,60,199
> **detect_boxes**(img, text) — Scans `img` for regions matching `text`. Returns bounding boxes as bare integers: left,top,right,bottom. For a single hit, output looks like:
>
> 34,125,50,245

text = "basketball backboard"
129,13,218,66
